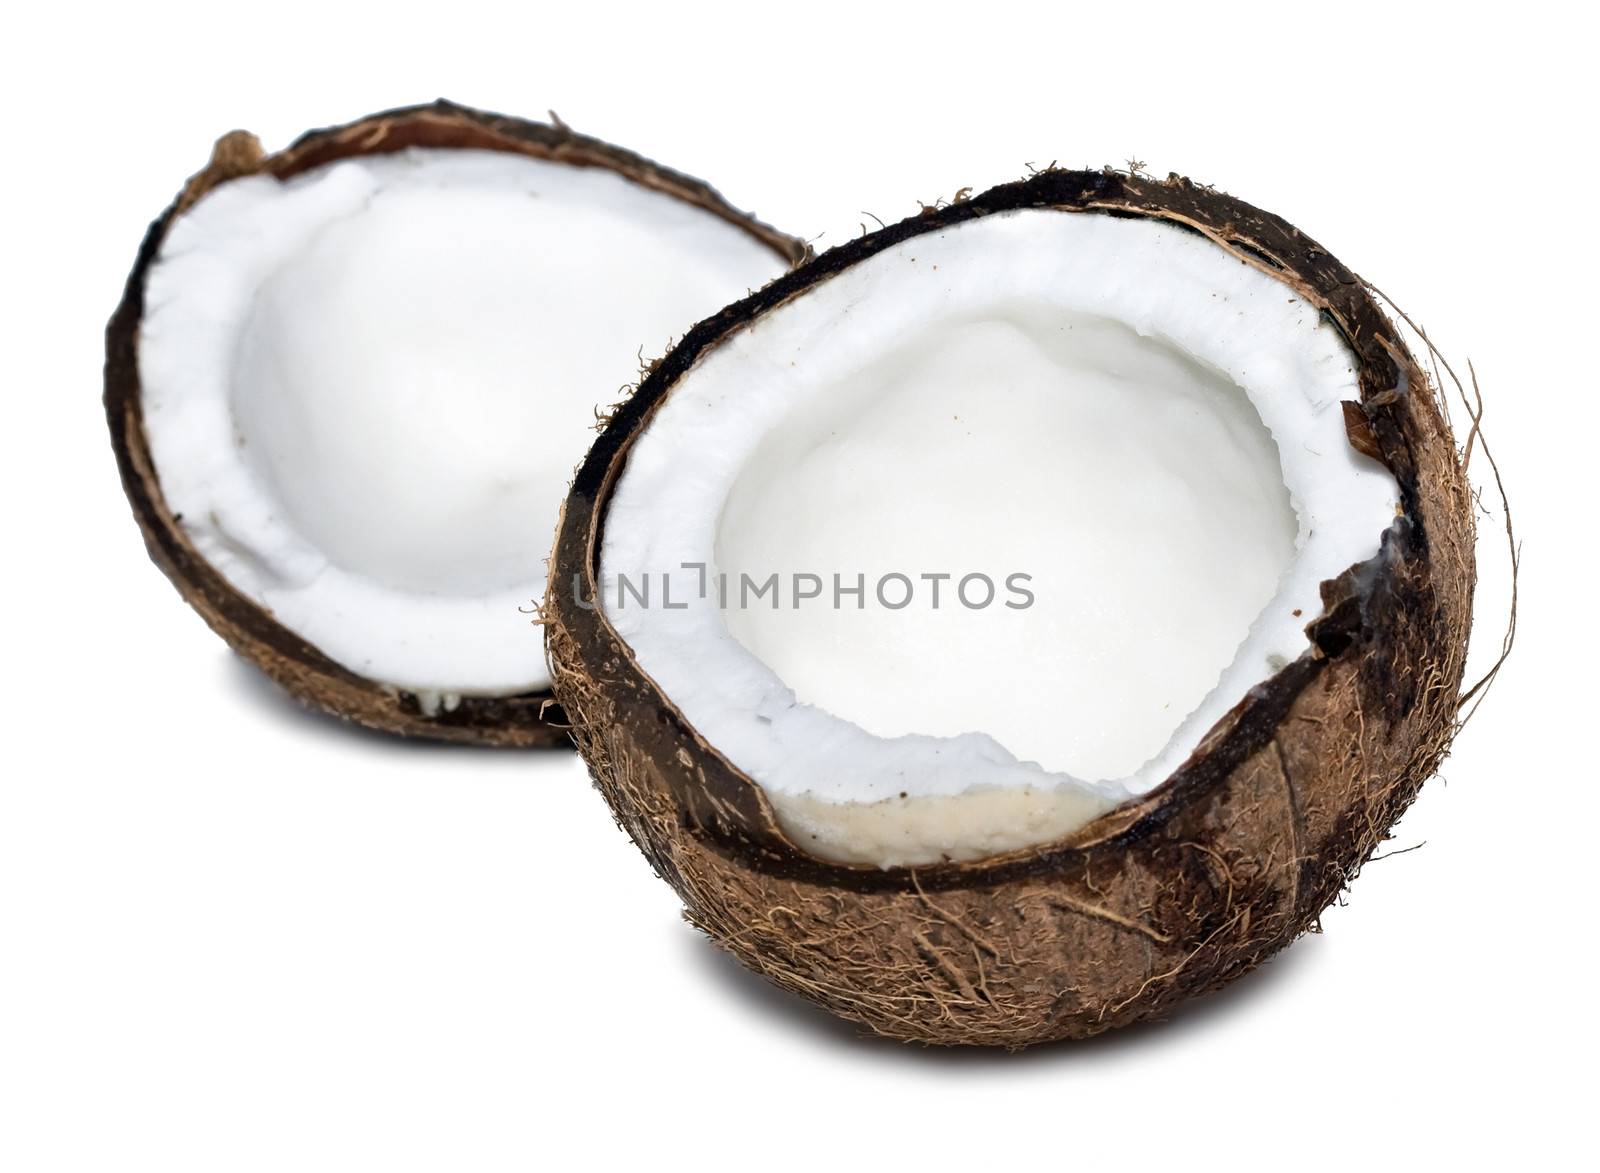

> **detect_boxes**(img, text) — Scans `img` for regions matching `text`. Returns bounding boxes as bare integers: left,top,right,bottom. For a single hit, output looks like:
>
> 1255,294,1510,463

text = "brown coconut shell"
105,99,807,746
546,168,1476,1044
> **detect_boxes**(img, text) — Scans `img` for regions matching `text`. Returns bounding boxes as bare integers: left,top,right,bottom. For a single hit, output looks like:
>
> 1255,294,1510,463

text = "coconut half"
106,101,803,744
548,169,1476,1045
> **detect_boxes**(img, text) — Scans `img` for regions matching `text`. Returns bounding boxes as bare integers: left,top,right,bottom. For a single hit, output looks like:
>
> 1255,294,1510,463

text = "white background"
1,3,1589,1169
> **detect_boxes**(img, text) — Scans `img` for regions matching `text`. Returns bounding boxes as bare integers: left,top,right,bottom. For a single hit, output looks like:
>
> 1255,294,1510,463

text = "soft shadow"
677,920,1328,1067
220,652,571,758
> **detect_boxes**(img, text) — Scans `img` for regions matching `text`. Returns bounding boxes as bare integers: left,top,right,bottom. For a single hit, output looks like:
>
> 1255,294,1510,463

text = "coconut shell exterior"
547,169,1476,1044
105,100,807,746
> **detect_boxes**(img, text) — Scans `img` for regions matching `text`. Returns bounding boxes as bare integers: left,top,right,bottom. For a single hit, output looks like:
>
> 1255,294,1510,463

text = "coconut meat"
599,209,1401,866
139,147,788,701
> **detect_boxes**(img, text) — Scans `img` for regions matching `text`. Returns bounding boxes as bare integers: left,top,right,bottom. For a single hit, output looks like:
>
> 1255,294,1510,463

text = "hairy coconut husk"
546,167,1476,1044
105,99,807,746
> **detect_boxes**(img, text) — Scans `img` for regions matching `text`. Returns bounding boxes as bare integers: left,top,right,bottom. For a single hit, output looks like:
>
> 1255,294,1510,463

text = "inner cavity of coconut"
599,209,1400,867
139,147,787,698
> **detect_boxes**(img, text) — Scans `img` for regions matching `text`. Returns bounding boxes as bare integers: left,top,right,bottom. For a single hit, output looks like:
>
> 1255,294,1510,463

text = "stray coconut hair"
547,165,1483,1046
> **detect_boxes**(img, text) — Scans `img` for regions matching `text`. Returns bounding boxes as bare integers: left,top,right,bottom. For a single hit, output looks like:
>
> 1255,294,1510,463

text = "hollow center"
229,164,773,598
714,306,1299,781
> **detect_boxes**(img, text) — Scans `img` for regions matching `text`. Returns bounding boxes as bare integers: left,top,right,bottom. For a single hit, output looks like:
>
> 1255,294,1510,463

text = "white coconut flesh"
600,209,1402,867
139,147,789,704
